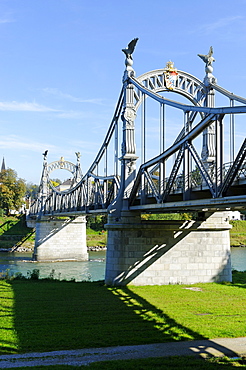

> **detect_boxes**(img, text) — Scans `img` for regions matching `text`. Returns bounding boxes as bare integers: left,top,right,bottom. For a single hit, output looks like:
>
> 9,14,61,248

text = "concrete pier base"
105,211,232,286
33,216,89,262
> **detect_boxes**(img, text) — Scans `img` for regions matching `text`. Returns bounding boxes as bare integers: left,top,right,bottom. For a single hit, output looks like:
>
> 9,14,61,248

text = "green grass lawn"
230,220,246,246
0,271,245,356
0,215,35,249
86,228,107,247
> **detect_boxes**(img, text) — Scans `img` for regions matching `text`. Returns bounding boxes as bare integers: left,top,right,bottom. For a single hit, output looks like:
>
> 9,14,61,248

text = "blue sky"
0,0,246,184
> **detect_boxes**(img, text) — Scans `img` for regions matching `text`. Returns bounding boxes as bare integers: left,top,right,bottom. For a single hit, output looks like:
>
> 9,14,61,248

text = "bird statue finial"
122,38,139,79
42,150,48,160
122,38,139,60
198,46,215,66
198,46,216,86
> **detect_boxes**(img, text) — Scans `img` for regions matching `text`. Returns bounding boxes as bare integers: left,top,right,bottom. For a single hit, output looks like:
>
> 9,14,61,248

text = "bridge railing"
29,174,120,216
128,107,246,208
140,160,246,199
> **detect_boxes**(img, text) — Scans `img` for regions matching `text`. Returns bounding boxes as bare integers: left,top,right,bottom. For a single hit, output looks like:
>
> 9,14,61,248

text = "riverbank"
0,216,246,253
0,245,107,253
0,215,107,253
229,220,246,246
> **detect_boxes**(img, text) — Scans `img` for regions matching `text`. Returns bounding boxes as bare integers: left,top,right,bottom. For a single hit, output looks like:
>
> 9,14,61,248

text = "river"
0,247,245,282
0,251,106,282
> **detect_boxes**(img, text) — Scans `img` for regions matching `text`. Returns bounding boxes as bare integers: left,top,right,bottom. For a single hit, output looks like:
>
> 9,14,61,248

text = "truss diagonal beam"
143,170,160,202
142,113,217,170
128,113,218,207
161,145,185,202
186,142,216,197
219,138,246,197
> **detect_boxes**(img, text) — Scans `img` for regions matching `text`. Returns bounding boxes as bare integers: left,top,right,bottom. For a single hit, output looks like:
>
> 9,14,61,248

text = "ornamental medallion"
164,61,178,90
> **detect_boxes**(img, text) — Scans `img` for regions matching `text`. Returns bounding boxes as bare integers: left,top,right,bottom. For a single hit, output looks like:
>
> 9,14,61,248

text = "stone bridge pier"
105,211,232,286
33,216,88,262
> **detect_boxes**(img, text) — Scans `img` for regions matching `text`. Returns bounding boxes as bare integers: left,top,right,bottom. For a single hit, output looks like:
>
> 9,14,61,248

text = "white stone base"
33,216,88,262
105,211,232,286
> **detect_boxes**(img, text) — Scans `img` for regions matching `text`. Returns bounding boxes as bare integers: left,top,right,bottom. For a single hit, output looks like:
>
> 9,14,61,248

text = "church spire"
1,157,6,172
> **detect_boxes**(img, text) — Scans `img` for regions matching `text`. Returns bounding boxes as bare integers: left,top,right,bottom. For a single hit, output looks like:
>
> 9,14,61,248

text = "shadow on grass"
111,286,241,360
0,280,238,361
0,282,19,354
0,215,34,250
0,216,29,236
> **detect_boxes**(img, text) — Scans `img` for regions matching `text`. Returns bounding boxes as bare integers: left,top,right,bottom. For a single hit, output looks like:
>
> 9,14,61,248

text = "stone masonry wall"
105,211,232,286
33,216,88,262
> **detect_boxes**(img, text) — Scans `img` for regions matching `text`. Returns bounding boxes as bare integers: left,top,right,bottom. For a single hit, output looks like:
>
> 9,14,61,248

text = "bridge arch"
134,67,207,111
46,158,82,193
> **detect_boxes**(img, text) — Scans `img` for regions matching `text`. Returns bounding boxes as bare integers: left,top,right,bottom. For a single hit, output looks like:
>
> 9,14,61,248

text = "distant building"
55,179,73,192
1,157,6,172
227,211,245,221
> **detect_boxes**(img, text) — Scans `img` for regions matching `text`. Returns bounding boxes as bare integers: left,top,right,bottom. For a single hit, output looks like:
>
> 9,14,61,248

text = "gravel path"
0,337,245,368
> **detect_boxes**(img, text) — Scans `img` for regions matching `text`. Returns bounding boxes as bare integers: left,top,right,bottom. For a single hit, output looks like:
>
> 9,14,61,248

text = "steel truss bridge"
29,41,246,219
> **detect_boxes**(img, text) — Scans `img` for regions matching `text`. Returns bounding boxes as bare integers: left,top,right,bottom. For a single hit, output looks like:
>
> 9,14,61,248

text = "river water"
0,248,245,282
0,251,106,282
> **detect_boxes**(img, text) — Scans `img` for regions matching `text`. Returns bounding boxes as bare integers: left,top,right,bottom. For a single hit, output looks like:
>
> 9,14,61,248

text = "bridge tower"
32,152,88,262
105,42,232,286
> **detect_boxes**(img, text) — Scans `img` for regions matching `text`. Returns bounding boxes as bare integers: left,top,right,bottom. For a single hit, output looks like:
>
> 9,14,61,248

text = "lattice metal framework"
29,42,246,218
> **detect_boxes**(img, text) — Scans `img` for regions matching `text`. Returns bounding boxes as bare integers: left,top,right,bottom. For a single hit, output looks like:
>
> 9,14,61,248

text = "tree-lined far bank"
0,169,26,215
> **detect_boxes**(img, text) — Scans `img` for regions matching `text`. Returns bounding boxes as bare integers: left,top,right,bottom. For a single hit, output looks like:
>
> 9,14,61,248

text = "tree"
26,182,39,200
141,213,195,221
87,215,107,231
50,178,62,186
0,169,26,214
49,179,61,188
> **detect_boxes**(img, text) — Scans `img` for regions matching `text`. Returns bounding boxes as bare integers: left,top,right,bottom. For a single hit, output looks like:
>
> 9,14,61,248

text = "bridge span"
28,40,246,285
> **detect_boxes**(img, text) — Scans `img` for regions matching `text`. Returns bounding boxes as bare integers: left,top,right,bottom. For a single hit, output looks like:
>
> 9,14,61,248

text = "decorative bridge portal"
29,40,246,285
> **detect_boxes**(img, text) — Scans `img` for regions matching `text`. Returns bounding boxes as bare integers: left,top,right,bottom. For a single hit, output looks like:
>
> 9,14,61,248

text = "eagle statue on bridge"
122,38,139,59
198,46,215,66
42,150,48,160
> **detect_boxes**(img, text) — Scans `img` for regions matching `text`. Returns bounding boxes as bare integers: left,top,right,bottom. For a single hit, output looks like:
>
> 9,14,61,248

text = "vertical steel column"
86,175,90,209
160,103,165,153
140,171,146,205
94,163,99,208
141,92,146,164
141,92,146,203
183,111,191,200
94,179,98,208
39,158,49,217
114,119,119,177
230,99,235,163
104,146,108,205
104,146,108,177
159,103,165,196
215,115,224,194
120,75,138,198
201,89,215,166
114,119,119,201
